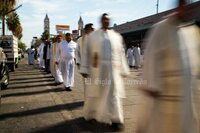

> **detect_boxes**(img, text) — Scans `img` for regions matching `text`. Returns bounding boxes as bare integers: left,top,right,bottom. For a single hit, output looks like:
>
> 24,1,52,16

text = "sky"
7,0,199,47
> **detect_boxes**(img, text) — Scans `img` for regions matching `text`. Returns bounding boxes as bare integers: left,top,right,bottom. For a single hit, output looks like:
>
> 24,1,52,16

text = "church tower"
44,13,50,33
78,16,84,37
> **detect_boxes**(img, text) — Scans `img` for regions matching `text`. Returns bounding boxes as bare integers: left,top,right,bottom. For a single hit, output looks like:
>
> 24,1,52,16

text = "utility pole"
1,4,22,36
156,0,159,14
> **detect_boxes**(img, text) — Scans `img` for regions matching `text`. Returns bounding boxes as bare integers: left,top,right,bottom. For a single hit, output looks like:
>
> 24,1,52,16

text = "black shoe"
65,87,72,91
111,123,124,131
55,82,63,85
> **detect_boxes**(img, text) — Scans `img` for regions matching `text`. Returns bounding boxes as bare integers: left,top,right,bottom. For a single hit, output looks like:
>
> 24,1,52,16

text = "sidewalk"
0,58,143,133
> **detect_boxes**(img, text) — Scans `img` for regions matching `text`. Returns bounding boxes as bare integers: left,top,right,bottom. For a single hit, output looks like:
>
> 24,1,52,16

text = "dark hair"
84,23,93,31
65,33,71,36
101,13,109,21
177,0,187,7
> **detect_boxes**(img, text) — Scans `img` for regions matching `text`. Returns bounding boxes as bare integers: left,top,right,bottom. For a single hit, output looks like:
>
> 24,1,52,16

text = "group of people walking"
27,0,200,131
126,44,141,69
33,13,128,131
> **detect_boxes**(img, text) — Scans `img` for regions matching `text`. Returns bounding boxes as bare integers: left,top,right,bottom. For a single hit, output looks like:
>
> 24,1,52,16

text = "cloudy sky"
12,0,198,47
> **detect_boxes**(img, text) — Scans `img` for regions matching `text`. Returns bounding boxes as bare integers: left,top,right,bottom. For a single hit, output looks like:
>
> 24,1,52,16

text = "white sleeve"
80,36,91,75
120,39,129,76
76,38,81,64
56,43,61,62
143,26,161,92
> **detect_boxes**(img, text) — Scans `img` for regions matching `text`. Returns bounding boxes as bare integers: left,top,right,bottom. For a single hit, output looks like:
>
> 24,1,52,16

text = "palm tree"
0,0,17,35
0,0,16,16
6,11,23,39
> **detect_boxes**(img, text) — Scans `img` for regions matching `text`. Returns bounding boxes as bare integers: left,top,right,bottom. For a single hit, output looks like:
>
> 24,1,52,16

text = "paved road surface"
0,56,143,133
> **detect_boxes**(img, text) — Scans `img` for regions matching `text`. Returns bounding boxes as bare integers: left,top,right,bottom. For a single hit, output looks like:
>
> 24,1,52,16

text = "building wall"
114,1,200,51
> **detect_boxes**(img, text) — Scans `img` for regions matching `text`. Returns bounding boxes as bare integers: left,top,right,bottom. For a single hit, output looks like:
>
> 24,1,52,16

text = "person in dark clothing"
43,40,51,73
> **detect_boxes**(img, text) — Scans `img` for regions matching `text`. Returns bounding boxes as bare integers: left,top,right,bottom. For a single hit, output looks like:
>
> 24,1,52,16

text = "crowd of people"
26,0,200,132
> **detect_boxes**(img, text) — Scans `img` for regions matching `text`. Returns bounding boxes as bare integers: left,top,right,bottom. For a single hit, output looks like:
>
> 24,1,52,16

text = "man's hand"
81,74,89,78
77,63,80,69
143,90,160,98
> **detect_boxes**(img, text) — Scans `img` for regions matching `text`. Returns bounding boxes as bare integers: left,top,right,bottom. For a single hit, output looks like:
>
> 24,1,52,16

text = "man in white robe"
127,46,135,68
51,35,63,83
133,44,140,69
76,23,94,69
56,33,77,91
76,23,94,99
38,40,45,69
27,46,35,65
80,13,129,131
135,1,199,133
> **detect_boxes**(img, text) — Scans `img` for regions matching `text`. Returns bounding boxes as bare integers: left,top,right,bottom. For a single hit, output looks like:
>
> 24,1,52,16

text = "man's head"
65,33,72,43
84,23,94,34
176,0,188,21
101,13,110,30
57,35,62,43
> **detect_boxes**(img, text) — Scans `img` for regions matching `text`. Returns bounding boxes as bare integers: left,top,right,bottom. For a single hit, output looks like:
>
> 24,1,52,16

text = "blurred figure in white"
136,0,199,133
76,23,94,99
76,23,94,69
27,46,35,65
133,44,140,69
80,13,129,131
56,33,77,91
51,35,63,84
127,46,135,68
38,39,45,69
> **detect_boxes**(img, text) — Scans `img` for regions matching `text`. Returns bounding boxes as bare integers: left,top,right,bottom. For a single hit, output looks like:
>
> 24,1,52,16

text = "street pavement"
0,56,144,133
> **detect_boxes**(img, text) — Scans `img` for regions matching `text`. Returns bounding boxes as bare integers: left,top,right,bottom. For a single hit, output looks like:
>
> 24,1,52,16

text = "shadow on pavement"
9,79,55,85
0,101,84,121
10,72,48,76
32,117,116,133
7,82,58,89
10,75,53,81
1,87,65,98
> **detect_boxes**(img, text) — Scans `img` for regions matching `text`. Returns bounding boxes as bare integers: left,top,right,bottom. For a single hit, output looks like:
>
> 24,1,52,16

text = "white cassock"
50,42,54,75
136,17,199,133
80,29,129,125
53,42,63,83
133,47,140,67
38,43,45,69
76,36,88,99
76,37,83,65
56,40,77,87
27,48,35,65
126,48,135,67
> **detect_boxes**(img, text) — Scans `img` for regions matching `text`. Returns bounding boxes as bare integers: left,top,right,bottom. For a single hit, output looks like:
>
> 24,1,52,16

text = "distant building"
78,16,84,37
44,14,50,33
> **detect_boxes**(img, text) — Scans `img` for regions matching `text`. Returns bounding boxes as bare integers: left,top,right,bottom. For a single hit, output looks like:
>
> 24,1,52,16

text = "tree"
0,0,23,37
41,30,50,40
0,0,16,16
18,40,27,52
6,12,23,39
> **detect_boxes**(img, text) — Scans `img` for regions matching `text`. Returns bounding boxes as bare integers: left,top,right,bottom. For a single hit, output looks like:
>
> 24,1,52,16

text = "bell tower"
78,16,84,36
44,13,50,33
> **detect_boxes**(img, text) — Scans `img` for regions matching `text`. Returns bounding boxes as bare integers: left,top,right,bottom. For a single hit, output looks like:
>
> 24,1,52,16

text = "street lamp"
1,4,22,36
156,0,159,14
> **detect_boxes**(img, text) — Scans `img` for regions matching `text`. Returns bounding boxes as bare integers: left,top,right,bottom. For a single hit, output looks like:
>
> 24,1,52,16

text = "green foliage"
41,30,50,40
6,12,23,39
18,40,27,52
0,0,16,17
34,38,41,48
